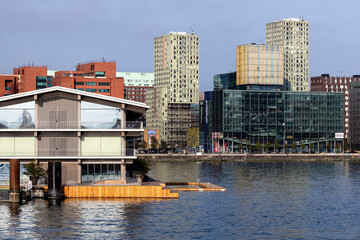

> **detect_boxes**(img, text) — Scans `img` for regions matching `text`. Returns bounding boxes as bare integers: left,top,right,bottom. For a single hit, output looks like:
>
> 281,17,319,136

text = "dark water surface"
1,161,360,239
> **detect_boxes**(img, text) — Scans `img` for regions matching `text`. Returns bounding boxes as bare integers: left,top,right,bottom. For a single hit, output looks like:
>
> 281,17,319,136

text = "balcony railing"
0,121,143,129
0,149,135,157
0,122,35,129
126,121,143,129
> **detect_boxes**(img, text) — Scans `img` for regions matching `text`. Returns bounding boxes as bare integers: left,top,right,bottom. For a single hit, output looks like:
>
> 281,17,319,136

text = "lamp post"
283,122,286,153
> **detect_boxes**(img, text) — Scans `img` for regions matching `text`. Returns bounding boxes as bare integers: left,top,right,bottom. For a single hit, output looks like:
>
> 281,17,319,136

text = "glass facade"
236,44,283,86
0,101,123,130
36,76,47,89
206,89,344,152
214,72,237,90
81,101,121,129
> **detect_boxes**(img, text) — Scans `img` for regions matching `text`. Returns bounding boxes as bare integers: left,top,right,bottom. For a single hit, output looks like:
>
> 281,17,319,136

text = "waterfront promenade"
139,153,360,161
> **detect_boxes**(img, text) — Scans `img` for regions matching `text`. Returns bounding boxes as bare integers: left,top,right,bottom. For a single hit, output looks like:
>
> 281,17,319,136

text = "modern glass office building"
202,88,344,152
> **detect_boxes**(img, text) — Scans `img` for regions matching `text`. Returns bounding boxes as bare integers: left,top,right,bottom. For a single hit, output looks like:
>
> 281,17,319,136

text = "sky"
0,0,359,91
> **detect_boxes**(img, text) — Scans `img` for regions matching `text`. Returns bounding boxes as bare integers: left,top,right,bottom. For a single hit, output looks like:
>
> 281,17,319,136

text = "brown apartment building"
311,74,360,140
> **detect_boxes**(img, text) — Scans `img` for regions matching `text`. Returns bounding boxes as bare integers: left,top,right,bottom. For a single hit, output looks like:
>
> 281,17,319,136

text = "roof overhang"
0,86,149,113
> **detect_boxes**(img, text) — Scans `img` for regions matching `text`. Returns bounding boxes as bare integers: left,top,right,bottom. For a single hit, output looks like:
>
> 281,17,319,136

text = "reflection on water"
1,161,360,239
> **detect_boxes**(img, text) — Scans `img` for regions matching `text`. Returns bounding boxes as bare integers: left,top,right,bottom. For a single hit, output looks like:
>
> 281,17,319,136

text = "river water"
1,161,360,239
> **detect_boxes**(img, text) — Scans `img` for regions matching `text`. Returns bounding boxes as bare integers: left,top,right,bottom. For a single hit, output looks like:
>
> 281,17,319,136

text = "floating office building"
0,87,148,202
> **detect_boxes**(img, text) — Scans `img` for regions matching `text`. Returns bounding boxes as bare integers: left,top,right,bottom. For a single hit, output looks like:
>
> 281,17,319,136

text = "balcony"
0,121,143,130
0,149,136,158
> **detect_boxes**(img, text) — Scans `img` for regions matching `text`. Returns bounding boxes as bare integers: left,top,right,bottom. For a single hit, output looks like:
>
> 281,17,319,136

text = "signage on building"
212,132,224,139
335,132,344,139
144,129,160,149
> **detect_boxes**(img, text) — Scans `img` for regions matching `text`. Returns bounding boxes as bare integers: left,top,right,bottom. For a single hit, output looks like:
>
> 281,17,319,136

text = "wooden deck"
64,184,179,198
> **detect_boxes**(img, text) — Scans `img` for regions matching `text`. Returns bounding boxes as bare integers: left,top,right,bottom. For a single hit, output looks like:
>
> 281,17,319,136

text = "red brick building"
1,61,124,99
311,74,360,140
13,65,49,93
0,75,19,96
53,61,124,98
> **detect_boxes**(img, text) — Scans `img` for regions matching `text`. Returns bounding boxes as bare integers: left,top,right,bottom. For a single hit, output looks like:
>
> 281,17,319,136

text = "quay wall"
138,153,360,162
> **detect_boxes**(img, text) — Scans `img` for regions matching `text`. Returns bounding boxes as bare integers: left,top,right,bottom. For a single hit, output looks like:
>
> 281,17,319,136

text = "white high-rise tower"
266,18,309,91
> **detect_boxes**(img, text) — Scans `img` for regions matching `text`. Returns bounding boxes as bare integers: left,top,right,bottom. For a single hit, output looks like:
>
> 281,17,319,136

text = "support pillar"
9,159,21,203
121,161,126,183
48,162,63,198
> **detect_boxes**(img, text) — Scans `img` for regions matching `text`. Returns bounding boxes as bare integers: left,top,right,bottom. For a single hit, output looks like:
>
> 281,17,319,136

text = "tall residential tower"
147,32,199,146
266,18,309,91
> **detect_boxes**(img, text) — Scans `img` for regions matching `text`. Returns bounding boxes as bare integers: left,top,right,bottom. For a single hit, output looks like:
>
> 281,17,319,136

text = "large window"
0,101,35,129
81,101,121,129
36,76,47,90
98,89,109,92
95,71,105,77
85,89,97,92
0,134,34,156
81,164,121,182
81,134,121,156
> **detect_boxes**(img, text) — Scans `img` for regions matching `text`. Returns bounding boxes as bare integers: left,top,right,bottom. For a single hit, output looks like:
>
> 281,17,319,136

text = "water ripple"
0,161,360,239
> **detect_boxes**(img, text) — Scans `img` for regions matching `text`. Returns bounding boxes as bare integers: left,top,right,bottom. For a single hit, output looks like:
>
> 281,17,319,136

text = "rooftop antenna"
190,26,194,35
102,57,106,62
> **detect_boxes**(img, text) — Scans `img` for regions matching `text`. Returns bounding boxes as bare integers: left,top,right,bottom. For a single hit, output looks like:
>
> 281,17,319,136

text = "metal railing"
0,122,35,129
81,122,121,129
126,121,143,129
0,121,143,129
38,121,80,129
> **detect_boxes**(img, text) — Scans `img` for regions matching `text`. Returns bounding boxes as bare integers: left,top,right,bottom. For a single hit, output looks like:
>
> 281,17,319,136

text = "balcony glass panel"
0,101,35,129
81,101,121,129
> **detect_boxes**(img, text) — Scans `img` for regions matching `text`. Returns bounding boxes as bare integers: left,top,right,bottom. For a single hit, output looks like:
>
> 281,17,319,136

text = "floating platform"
63,182,226,198
166,182,226,192
64,184,179,198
